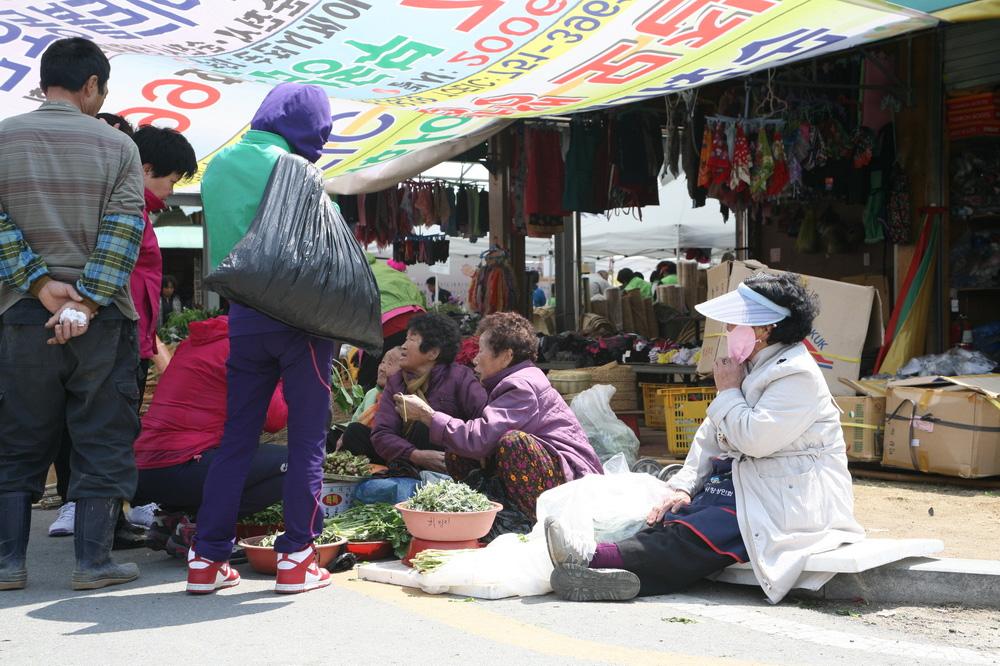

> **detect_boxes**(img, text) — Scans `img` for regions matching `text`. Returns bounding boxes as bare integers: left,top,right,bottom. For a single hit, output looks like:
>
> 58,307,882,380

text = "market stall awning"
0,1,940,193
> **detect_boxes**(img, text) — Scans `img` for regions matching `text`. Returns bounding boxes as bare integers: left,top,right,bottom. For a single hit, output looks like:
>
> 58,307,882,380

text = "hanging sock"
696,125,713,189
707,123,731,197
729,124,752,192
750,126,773,199
766,129,790,198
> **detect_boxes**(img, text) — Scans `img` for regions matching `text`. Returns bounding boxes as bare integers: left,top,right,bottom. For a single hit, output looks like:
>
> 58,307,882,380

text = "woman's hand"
393,392,434,425
410,449,448,473
646,490,691,525
713,357,745,392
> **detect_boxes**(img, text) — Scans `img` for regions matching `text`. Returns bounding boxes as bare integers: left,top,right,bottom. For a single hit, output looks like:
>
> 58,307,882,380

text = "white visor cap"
694,283,791,326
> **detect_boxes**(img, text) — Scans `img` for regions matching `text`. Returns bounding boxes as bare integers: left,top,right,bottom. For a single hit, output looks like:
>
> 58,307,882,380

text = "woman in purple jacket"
394,312,602,520
372,314,488,473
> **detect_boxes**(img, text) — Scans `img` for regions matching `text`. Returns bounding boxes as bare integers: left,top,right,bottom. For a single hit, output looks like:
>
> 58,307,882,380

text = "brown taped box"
835,396,885,462
882,375,1000,478
698,261,883,396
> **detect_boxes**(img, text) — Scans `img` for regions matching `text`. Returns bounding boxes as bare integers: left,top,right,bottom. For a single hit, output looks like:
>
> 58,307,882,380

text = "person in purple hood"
394,312,602,521
188,84,336,595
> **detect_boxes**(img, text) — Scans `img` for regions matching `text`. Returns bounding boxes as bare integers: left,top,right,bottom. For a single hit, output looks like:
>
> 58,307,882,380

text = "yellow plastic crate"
661,387,718,455
640,383,672,428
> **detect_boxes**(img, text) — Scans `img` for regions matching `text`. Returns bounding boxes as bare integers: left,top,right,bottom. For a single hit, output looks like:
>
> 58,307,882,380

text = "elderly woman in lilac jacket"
394,312,602,520
372,313,488,473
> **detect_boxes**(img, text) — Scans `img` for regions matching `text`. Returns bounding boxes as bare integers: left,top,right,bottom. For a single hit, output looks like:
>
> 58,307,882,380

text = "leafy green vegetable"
410,548,478,574
259,522,342,548
325,503,410,558
404,480,492,513
330,358,366,417
157,307,223,344
239,502,283,526
662,616,696,624
323,451,371,477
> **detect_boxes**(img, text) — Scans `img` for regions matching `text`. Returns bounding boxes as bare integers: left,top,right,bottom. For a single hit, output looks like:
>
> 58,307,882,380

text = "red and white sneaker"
186,548,240,595
274,545,331,594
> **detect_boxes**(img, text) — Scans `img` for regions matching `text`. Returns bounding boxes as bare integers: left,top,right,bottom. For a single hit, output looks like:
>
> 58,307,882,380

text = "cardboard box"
697,261,884,396
882,375,1000,478
835,396,885,462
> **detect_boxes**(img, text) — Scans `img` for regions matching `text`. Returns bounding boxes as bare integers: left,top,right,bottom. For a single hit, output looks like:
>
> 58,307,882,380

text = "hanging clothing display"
392,234,450,266
467,247,516,315
351,180,488,249
562,116,610,214
608,110,662,212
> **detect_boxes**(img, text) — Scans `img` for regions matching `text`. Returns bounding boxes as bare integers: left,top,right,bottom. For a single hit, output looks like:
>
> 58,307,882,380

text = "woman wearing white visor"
546,272,863,603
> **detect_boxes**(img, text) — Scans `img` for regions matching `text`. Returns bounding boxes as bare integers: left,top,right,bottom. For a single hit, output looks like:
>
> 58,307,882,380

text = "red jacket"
130,188,165,360
133,316,287,469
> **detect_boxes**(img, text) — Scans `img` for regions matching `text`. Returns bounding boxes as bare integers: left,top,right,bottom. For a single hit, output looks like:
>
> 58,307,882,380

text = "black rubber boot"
0,492,31,591
113,509,149,551
72,498,139,591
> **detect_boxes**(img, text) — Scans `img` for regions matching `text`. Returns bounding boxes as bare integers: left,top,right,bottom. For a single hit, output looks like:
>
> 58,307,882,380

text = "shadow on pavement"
26,589,291,635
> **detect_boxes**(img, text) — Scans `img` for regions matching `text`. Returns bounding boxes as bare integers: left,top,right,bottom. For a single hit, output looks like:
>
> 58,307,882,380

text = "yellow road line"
336,573,761,666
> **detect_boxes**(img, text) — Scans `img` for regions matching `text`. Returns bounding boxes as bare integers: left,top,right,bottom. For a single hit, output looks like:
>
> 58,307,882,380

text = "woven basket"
589,363,638,411
549,369,593,396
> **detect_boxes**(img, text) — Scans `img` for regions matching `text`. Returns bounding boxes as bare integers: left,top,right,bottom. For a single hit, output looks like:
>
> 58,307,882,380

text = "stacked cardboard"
882,375,1000,478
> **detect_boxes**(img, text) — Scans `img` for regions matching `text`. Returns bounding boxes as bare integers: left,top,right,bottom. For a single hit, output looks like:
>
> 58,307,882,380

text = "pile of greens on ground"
157,308,223,344
323,451,371,477
239,502,283,526
259,522,342,548
403,480,492,513
256,504,409,556
325,503,410,558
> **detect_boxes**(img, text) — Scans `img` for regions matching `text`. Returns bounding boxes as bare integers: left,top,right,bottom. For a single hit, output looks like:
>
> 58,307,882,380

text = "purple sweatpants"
194,313,333,562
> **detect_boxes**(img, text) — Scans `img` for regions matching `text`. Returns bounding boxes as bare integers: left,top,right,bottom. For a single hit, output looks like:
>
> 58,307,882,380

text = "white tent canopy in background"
579,177,734,257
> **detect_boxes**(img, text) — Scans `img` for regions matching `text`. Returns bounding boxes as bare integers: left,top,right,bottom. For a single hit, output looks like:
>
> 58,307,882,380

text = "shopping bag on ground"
570,384,640,467
414,455,671,598
205,153,382,352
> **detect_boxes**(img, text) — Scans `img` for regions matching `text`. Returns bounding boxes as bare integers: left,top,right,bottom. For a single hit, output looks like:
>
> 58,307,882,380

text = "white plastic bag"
413,455,672,598
570,384,640,467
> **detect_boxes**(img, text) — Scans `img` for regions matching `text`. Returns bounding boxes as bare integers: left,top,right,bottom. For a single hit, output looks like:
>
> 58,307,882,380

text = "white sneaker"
126,502,158,528
48,502,75,537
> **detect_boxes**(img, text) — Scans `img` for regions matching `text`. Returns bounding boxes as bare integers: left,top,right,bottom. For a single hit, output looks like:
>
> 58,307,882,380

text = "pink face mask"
726,325,757,364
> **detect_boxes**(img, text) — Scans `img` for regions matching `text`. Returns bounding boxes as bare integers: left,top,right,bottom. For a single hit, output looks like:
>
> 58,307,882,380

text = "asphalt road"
1,509,998,666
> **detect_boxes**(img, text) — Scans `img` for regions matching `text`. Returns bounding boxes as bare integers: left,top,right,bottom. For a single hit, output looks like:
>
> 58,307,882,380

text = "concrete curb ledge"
815,557,1000,607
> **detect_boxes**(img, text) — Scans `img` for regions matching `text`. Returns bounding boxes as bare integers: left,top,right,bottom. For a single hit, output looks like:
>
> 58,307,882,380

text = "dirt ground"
851,478,1000,560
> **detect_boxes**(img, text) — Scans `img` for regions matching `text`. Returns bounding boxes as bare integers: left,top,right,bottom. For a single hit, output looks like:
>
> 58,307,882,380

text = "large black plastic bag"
205,153,382,353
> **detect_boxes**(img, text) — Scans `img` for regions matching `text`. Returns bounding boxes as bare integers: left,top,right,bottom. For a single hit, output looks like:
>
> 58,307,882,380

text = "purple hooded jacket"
430,361,603,481
372,363,488,463
250,82,332,162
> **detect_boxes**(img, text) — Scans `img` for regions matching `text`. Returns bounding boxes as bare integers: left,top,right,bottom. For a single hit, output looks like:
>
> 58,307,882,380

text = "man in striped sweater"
0,38,145,591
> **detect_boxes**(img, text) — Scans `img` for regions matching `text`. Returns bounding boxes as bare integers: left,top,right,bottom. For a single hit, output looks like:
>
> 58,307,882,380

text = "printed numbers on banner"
544,0,624,45
436,0,567,67
430,93,584,116
118,78,222,133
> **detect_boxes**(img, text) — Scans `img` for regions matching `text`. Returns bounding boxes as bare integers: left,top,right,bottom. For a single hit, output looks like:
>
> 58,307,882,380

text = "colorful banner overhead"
0,1,936,189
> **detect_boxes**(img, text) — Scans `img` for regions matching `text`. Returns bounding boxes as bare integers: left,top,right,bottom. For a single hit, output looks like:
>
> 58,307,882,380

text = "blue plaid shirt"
0,211,143,306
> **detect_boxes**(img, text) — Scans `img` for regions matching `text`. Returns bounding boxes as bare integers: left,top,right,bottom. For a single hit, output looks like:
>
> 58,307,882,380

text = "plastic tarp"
0,2,936,194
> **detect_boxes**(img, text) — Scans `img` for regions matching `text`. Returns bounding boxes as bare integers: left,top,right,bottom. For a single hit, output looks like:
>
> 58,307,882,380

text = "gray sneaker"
543,516,589,568
550,564,640,602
